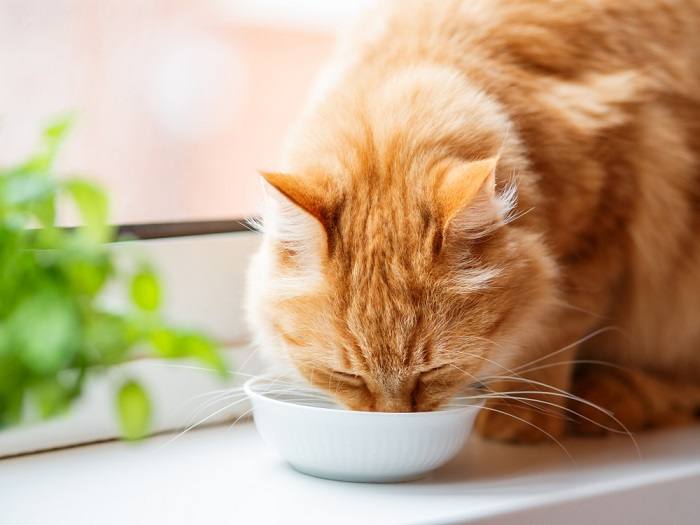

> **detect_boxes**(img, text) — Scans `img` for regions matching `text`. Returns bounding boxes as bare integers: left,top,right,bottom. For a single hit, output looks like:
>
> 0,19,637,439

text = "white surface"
3,422,700,525
246,377,480,482
108,231,261,343
0,348,253,458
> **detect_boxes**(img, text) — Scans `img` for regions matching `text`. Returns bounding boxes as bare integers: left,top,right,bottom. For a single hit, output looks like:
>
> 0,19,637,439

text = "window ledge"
3,421,700,524
0,347,253,458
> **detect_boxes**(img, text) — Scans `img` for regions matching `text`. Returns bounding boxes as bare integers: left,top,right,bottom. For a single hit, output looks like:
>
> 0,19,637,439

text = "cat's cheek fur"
468,235,561,378
497,236,562,371
244,242,292,373
246,233,341,381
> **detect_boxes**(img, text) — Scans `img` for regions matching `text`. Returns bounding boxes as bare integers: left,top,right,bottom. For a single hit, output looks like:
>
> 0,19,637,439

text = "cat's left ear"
259,171,337,246
434,156,509,238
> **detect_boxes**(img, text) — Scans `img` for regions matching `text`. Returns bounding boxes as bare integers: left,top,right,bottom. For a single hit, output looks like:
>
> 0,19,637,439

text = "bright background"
0,0,373,225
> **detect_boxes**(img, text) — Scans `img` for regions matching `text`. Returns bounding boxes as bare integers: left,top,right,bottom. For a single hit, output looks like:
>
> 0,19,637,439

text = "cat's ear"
434,156,507,238
259,171,335,246
261,172,330,225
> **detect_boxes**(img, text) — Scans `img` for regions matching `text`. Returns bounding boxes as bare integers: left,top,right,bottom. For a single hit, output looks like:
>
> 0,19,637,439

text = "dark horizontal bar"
116,219,259,240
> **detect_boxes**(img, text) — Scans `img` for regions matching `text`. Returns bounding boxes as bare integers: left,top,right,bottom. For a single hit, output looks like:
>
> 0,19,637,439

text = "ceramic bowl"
244,376,482,482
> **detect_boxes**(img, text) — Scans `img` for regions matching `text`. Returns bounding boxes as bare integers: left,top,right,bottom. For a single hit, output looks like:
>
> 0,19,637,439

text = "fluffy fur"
246,0,700,441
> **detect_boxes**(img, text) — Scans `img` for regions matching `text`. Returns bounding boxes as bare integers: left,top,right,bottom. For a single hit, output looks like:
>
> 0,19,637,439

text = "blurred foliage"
0,117,227,440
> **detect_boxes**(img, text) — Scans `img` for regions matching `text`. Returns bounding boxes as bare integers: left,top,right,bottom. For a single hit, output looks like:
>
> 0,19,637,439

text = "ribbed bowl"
244,376,482,482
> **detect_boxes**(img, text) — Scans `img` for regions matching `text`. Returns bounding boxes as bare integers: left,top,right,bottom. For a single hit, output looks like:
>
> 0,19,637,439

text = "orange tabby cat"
245,0,700,442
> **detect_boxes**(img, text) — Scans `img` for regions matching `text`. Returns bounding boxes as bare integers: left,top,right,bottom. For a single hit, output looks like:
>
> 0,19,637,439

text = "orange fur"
246,0,700,439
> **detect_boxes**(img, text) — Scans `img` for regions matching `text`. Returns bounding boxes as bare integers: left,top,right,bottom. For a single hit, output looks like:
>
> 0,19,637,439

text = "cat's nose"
373,397,415,413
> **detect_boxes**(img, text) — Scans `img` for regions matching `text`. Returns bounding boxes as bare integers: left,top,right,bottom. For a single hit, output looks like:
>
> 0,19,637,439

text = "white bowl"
244,376,482,482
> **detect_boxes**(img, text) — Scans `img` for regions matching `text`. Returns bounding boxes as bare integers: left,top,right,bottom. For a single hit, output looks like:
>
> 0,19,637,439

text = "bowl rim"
244,376,482,418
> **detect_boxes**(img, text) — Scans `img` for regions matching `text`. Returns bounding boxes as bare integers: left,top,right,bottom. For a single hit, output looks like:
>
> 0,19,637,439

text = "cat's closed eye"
412,363,468,411
419,363,462,383
329,370,366,388
419,363,450,378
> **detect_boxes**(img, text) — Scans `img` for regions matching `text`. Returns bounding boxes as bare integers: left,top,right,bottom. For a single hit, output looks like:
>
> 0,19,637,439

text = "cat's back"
352,0,700,88
342,0,700,377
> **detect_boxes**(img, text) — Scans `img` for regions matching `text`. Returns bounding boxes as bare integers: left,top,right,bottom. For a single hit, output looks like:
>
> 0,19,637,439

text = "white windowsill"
4,420,700,524
0,346,255,458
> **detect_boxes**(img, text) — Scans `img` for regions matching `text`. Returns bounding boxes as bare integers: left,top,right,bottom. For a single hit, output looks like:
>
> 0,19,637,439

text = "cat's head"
246,67,557,411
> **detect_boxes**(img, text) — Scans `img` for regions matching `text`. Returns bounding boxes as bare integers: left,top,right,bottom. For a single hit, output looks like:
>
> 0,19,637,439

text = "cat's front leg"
570,366,700,435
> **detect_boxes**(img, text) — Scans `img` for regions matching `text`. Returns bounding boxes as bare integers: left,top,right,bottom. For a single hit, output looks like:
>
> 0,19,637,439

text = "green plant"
0,118,227,439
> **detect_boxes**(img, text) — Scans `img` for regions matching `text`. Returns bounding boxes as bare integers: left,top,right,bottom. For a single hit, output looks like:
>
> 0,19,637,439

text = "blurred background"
0,0,374,225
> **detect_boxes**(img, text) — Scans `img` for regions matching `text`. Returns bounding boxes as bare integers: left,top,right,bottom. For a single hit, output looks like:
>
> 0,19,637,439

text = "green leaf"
149,328,178,357
8,287,81,375
150,329,226,377
180,333,227,376
0,324,9,356
30,378,73,418
0,351,25,396
3,173,55,206
130,266,161,311
84,312,129,365
117,380,151,440
32,195,56,228
62,249,112,296
43,115,73,144
0,389,24,428
41,114,73,170
63,179,111,243
14,115,73,174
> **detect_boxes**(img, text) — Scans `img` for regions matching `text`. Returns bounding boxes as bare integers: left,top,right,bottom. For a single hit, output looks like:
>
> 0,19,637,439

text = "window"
0,1,372,456
0,0,371,226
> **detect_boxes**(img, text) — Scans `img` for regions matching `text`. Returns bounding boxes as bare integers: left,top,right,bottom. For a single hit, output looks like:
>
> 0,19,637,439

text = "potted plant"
0,118,227,439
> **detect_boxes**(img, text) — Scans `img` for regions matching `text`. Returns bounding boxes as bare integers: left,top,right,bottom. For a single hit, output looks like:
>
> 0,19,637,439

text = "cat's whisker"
228,407,255,431
515,358,636,377
180,374,332,438
475,375,642,457
453,346,523,379
261,393,335,402
449,362,560,418
449,361,485,381
235,344,264,373
485,399,575,422
187,387,244,402
552,298,608,320
471,405,576,463
453,392,574,422
151,362,271,380
476,376,614,416
510,326,624,374
183,384,258,426
453,393,632,434
159,396,253,450
185,392,250,427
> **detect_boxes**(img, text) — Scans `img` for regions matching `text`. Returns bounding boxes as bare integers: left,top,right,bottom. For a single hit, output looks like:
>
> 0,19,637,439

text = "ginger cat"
246,0,700,442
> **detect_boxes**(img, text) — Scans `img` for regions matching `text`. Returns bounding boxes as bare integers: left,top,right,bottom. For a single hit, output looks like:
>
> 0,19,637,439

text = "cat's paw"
475,397,567,444
570,368,698,435
570,368,647,435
